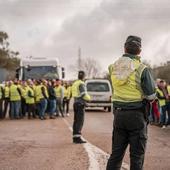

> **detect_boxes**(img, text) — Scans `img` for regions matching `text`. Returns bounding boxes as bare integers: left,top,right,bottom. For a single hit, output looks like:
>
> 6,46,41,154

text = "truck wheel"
108,107,111,112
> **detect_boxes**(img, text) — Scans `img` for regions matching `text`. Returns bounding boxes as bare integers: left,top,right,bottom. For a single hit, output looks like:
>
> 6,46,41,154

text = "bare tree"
70,57,102,79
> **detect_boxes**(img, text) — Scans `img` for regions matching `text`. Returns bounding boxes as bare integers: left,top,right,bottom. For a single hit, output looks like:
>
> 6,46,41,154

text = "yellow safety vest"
156,88,166,107
55,85,62,98
34,85,44,102
20,86,28,99
64,86,71,99
0,86,3,99
167,85,170,94
42,85,49,98
4,86,9,98
26,86,35,104
109,57,146,103
72,80,91,101
9,84,21,101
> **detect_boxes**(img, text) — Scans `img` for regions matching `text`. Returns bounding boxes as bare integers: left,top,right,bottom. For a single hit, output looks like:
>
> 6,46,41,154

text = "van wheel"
108,107,111,112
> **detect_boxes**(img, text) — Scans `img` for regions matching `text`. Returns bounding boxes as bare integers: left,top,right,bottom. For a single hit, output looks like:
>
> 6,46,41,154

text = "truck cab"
16,57,65,80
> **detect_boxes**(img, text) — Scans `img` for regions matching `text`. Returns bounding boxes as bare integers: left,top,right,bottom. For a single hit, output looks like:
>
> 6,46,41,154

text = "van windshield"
86,82,110,92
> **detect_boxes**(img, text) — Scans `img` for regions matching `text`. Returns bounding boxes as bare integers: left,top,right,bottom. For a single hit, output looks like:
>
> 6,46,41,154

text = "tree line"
0,31,20,71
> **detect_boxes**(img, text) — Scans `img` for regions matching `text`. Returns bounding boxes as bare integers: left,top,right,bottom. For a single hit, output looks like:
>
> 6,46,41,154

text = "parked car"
85,79,112,112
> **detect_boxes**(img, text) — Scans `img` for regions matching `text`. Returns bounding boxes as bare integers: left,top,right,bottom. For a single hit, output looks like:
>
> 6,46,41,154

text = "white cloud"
0,0,170,79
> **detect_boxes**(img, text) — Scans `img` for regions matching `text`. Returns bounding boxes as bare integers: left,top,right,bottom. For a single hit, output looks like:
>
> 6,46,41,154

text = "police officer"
72,71,91,144
106,36,156,170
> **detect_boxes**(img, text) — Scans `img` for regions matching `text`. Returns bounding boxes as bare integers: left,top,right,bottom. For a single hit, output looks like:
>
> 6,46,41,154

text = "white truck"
16,57,65,80
85,79,112,112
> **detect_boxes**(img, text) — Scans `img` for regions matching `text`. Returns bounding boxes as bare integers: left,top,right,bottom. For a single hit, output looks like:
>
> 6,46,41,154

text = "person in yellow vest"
63,82,72,116
3,81,10,119
166,82,170,126
72,71,91,144
106,36,156,170
25,82,36,119
9,80,22,119
47,80,56,119
20,81,28,118
157,80,168,128
0,83,4,119
34,80,48,120
55,79,64,117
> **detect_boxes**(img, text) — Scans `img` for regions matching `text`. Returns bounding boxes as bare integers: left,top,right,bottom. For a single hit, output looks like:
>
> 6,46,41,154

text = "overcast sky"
0,0,170,78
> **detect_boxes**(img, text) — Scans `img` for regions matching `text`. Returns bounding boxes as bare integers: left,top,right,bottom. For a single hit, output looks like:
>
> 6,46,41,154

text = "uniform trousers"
106,108,147,170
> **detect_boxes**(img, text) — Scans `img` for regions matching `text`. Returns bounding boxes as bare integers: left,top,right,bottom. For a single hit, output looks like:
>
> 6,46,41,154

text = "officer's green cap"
125,35,141,48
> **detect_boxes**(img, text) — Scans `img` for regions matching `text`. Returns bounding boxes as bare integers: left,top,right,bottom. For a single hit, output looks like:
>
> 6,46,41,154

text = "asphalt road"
68,108,170,170
0,108,170,170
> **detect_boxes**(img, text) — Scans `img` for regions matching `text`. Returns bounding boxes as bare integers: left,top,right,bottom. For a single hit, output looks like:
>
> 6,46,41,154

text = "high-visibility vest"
34,85,44,102
4,86,9,98
156,88,166,106
26,86,35,104
20,86,28,99
55,85,63,98
72,80,91,101
9,84,21,101
64,86,71,99
109,57,146,103
0,86,3,99
167,85,170,94
42,85,49,98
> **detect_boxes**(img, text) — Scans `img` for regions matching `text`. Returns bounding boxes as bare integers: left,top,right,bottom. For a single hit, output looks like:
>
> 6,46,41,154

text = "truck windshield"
86,82,110,92
23,66,59,80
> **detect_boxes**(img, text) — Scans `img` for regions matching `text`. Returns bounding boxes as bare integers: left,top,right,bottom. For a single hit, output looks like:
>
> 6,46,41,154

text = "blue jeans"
10,101,21,119
38,99,47,118
166,102,170,125
160,105,167,125
48,99,56,116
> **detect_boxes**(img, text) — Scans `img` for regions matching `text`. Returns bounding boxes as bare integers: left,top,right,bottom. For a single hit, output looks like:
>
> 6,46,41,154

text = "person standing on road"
25,82,36,119
106,35,156,170
166,82,170,126
55,79,64,117
3,81,10,119
34,80,48,120
157,80,167,128
47,80,56,119
63,82,72,116
0,84,4,119
72,71,91,144
9,80,22,119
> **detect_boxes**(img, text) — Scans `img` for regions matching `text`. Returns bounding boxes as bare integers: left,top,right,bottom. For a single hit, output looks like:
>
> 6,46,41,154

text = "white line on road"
63,118,129,170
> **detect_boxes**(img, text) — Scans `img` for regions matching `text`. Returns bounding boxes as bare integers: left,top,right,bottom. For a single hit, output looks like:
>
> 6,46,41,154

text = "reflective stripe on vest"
156,88,166,106
109,57,146,103
10,84,21,101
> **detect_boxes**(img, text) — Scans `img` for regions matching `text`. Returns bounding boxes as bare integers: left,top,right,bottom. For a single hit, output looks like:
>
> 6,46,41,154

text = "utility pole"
78,47,82,70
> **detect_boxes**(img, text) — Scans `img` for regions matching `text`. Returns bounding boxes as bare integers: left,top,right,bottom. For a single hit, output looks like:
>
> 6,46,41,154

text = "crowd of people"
149,79,170,129
0,77,170,129
0,79,72,120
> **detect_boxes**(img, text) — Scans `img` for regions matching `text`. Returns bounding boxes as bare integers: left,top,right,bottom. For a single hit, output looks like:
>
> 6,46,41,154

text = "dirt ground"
0,118,88,170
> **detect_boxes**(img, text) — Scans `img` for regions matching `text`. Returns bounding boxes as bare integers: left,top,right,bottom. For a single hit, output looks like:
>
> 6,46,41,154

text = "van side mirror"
16,67,20,79
61,67,65,79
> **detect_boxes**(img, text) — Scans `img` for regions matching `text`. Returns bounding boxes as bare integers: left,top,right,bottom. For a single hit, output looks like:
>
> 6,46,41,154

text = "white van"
85,79,112,112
